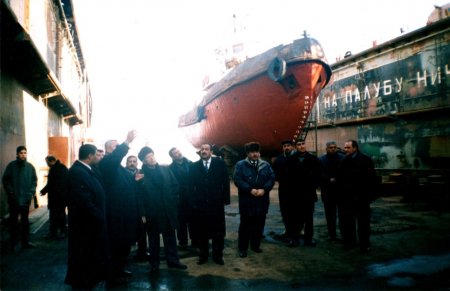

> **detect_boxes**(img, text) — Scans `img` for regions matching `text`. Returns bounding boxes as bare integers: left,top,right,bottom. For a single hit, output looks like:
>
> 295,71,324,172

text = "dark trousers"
322,189,343,239
110,244,131,274
238,213,266,251
136,221,148,255
148,228,180,267
198,232,224,260
278,186,289,230
176,210,190,246
9,204,30,246
49,206,67,236
286,201,315,242
341,199,371,249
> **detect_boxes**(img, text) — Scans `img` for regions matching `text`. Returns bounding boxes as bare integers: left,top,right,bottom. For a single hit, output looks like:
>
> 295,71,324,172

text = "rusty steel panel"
317,30,449,124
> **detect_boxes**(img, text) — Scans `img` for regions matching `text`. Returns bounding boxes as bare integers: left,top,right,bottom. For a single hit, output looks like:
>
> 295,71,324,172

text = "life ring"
267,57,286,82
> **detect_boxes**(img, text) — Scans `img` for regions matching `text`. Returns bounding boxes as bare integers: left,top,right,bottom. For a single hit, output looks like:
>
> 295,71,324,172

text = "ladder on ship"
298,120,317,141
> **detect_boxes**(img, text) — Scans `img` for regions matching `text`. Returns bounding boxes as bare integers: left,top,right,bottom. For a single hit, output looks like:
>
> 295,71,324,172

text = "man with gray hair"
319,141,345,242
99,130,140,282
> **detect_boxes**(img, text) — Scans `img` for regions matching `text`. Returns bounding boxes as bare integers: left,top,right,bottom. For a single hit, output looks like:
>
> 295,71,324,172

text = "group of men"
273,139,376,253
2,134,376,289
64,130,233,288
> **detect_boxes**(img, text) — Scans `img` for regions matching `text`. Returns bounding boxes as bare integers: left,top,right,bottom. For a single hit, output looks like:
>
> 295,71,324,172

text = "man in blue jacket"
234,142,275,258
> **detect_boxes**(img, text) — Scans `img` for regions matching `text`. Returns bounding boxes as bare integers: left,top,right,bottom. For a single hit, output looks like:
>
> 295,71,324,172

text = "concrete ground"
1,183,450,290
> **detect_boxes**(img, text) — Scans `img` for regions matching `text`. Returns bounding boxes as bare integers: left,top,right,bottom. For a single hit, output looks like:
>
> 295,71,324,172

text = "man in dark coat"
234,142,275,258
319,141,345,241
189,143,230,265
339,140,376,253
65,144,110,289
99,130,140,278
40,155,69,239
138,147,187,273
286,139,321,247
169,147,193,248
272,139,295,242
2,145,37,250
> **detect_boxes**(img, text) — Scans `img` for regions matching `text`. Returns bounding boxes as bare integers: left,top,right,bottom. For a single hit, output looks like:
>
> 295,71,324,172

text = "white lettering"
395,77,402,93
431,68,441,85
383,80,392,95
417,70,427,87
373,82,381,97
364,86,371,100
354,88,361,102
345,90,352,103
332,94,337,107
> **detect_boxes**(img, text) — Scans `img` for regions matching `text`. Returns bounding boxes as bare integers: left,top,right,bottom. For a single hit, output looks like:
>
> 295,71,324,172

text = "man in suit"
169,147,194,249
189,144,230,265
338,140,376,253
65,144,110,289
99,130,140,278
286,139,321,247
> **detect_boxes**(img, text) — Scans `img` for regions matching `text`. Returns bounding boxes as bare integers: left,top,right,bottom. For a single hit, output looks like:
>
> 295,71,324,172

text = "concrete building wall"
1,0,91,218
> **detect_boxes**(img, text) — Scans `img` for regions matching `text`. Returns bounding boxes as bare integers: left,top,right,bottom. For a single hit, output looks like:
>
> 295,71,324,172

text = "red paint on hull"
179,36,332,157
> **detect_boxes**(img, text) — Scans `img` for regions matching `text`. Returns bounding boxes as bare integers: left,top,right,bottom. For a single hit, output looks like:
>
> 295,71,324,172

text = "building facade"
0,0,91,217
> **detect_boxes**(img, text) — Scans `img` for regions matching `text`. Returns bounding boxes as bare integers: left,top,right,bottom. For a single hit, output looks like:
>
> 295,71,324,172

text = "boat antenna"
303,30,309,38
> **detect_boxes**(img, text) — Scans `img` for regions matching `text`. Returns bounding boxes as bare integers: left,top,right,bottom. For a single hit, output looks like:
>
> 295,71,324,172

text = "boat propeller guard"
267,57,286,82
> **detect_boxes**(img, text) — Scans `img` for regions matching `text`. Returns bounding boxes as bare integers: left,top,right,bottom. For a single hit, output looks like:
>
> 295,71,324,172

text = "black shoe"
239,250,247,258
326,236,338,242
149,265,159,276
118,269,133,277
178,243,188,250
197,257,208,265
360,247,371,253
251,248,263,253
304,240,317,247
134,252,150,262
106,277,127,287
287,239,299,248
168,262,187,270
45,233,57,239
213,257,224,265
22,242,36,249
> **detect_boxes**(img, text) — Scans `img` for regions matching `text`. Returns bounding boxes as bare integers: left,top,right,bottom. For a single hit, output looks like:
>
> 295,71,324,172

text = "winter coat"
338,152,376,203
65,160,110,287
189,157,230,237
99,143,139,247
141,164,179,233
40,160,69,210
2,159,37,207
234,158,275,215
286,151,321,202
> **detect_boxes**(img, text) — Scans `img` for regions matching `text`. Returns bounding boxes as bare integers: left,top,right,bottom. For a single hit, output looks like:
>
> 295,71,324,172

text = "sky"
73,0,448,163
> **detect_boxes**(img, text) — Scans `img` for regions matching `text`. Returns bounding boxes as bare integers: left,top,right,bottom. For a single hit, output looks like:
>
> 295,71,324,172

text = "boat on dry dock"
178,32,332,158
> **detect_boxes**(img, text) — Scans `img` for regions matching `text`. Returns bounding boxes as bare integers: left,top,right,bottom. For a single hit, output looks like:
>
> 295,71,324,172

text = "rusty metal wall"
313,22,449,171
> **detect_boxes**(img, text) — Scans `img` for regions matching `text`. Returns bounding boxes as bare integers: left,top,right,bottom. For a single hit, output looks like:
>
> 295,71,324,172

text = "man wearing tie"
189,144,230,265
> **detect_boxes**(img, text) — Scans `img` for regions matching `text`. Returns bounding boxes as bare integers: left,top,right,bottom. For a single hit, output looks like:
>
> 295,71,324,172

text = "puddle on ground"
367,252,450,287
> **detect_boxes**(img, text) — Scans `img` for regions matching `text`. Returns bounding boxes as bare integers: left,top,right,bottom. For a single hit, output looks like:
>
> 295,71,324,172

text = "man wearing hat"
272,139,295,242
234,142,275,258
138,146,187,273
2,145,38,250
